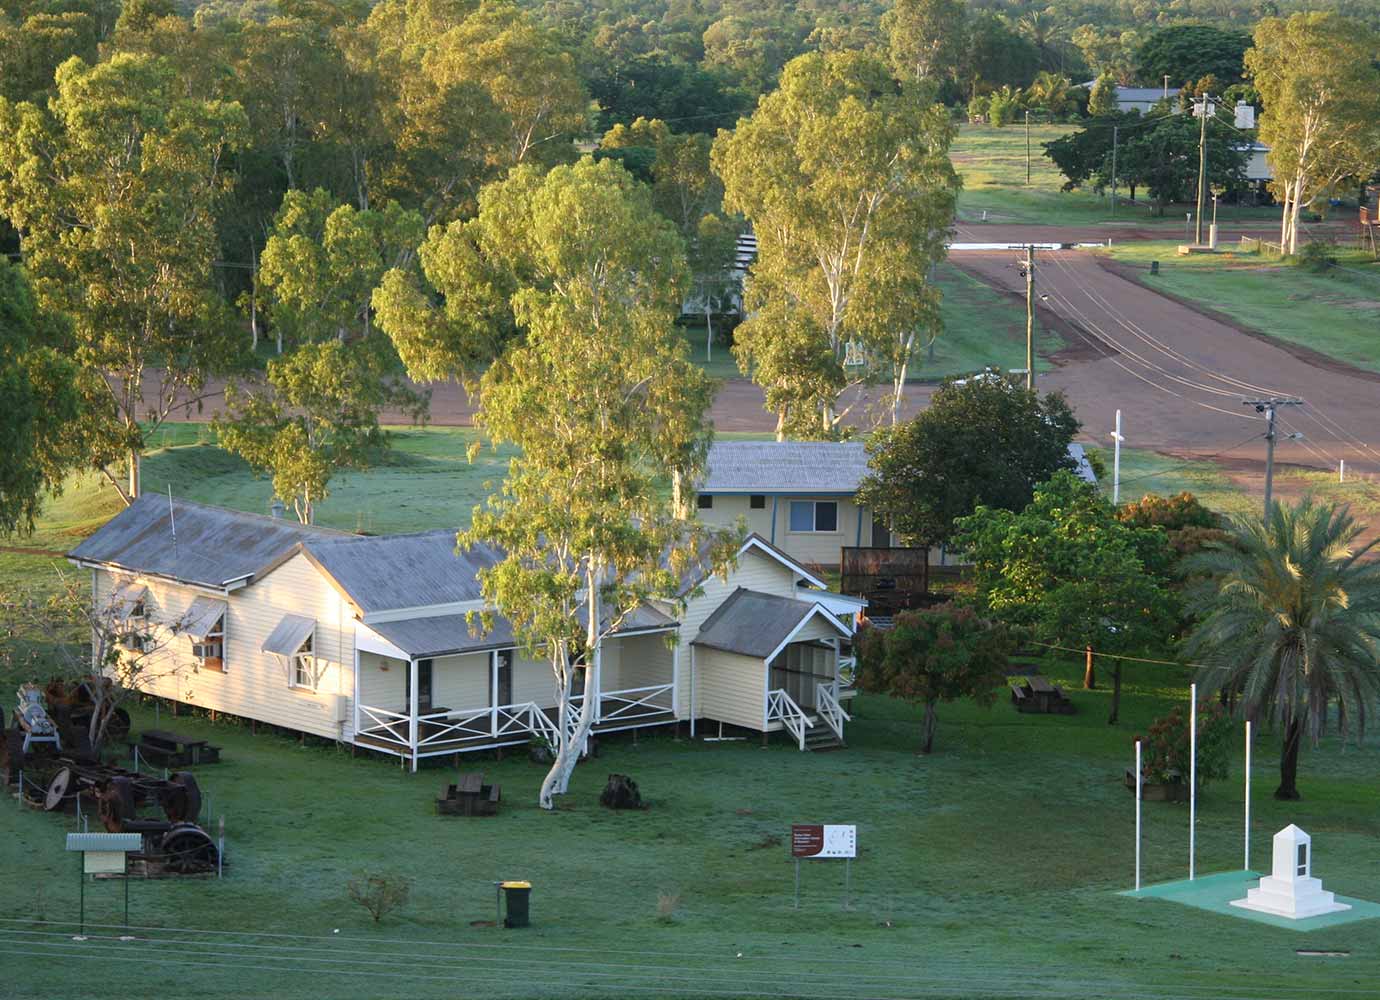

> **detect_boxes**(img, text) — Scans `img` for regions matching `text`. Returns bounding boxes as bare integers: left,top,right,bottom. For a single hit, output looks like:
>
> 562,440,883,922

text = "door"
871,511,891,548
490,650,514,707
405,659,434,712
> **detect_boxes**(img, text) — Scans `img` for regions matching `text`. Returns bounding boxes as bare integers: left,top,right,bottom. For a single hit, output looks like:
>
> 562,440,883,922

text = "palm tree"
1182,499,1380,800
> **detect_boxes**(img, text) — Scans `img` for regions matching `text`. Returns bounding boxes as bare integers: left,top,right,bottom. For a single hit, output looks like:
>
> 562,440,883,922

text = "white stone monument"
1231,825,1351,919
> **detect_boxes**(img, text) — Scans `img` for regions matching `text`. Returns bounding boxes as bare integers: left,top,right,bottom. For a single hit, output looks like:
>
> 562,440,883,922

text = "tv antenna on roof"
167,484,178,552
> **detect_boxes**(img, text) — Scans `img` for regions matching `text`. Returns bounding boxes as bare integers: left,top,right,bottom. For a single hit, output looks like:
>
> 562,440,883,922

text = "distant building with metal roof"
695,440,1094,568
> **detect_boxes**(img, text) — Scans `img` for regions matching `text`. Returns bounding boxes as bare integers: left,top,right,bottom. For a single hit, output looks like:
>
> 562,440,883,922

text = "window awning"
111,582,148,618
262,614,315,656
182,597,227,641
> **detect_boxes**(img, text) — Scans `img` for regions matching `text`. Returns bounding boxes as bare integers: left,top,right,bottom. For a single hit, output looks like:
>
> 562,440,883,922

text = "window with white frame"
194,616,225,671
291,632,316,689
121,598,150,651
788,500,838,533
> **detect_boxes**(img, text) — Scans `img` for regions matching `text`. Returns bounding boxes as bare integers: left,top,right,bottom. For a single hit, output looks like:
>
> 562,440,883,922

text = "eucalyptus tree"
0,260,93,536
0,53,247,500
712,50,960,437
392,157,730,808
1182,500,1380,800
883,0,967,85
217,188,428,522
1246,13,1380,255
601,118,737,360
422,1,589,169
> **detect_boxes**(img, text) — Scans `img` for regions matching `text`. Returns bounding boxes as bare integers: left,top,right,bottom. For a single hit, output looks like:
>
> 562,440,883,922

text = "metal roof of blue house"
700,441,870,494
701,440,1095,494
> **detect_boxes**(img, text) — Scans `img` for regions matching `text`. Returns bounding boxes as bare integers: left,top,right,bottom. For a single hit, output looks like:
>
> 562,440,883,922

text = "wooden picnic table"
437,771,501,816
1008,674,1075,716
131,728,222,767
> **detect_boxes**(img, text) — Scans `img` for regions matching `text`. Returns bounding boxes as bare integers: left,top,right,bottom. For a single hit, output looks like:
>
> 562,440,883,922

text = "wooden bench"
437,771,501,816
130,729,222,767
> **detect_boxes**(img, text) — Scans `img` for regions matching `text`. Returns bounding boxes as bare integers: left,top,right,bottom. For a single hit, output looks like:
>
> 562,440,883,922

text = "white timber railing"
767,688,810,751
816,682,850,742
599,683,675,725
357,700,559,752
357,705,411,749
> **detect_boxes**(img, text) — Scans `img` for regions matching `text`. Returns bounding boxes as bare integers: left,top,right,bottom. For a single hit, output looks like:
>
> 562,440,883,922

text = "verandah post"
408,658,419,773
490,650,499,737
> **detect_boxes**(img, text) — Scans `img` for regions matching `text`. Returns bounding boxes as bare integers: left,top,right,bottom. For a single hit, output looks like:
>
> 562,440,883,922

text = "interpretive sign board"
792,824,856,859
790,824,856,910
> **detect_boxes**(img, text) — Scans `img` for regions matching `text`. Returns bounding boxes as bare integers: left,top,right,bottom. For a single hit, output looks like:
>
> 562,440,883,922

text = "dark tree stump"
599,773,643,810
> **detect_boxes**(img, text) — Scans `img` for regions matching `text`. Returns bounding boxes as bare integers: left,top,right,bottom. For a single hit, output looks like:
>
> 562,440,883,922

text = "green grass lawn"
952,124,1279,229
680,264,1065,384
4,654,1378,999
1087,445,1380,522
1099,242,1380,374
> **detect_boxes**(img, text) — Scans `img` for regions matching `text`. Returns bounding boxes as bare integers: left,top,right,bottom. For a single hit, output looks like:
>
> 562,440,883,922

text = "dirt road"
952,247,1380,477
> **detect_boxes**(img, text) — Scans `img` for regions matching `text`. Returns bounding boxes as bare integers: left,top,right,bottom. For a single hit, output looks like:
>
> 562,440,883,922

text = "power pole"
1025,110,1031,185
1242,398,1302,519
1023,245,1035,390
1194,94,1210,246
1110,409,1124,504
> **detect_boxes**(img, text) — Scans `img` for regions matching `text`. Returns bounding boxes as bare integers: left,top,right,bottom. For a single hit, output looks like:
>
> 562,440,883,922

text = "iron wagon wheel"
44,767,72,811
160,824,218,873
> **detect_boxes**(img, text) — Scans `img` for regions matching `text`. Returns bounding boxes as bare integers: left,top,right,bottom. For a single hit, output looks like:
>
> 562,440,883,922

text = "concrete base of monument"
1231,875,1352,919
1121,871,1380,931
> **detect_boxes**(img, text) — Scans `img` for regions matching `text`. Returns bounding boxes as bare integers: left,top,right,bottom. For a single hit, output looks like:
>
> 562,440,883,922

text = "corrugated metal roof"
369,603,677,659
262,613,315,656
702,441,1097,494
68,494,348,589
692,588,843,659
304,531,502,613
369,613,511,658
182,596,227,641
700,441,870,494
66,832,142,852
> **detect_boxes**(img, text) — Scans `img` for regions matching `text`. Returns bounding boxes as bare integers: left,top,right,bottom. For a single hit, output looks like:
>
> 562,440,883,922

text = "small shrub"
1296,240,1338,274
752,832,783,850
347,872,412,923
655,891,680,923
1134,699,1232,789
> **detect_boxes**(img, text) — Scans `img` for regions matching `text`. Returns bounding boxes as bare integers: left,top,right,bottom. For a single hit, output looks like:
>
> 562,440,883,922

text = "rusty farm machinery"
4,683,221,876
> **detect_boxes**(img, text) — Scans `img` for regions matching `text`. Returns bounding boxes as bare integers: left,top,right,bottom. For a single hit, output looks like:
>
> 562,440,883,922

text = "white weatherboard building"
69,497,866,768
694,440,1097,570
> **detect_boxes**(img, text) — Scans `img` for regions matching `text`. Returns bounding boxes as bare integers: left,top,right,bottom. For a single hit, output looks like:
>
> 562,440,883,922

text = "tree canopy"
712,49,959,438
1135,25,1251,88
856,603,1011,753
452,156,734,808
0,52,247,500
857,376,1080,550
0,260,90,536
1247,13,1380,254
1182,499,1380,800
955,470,1179,719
